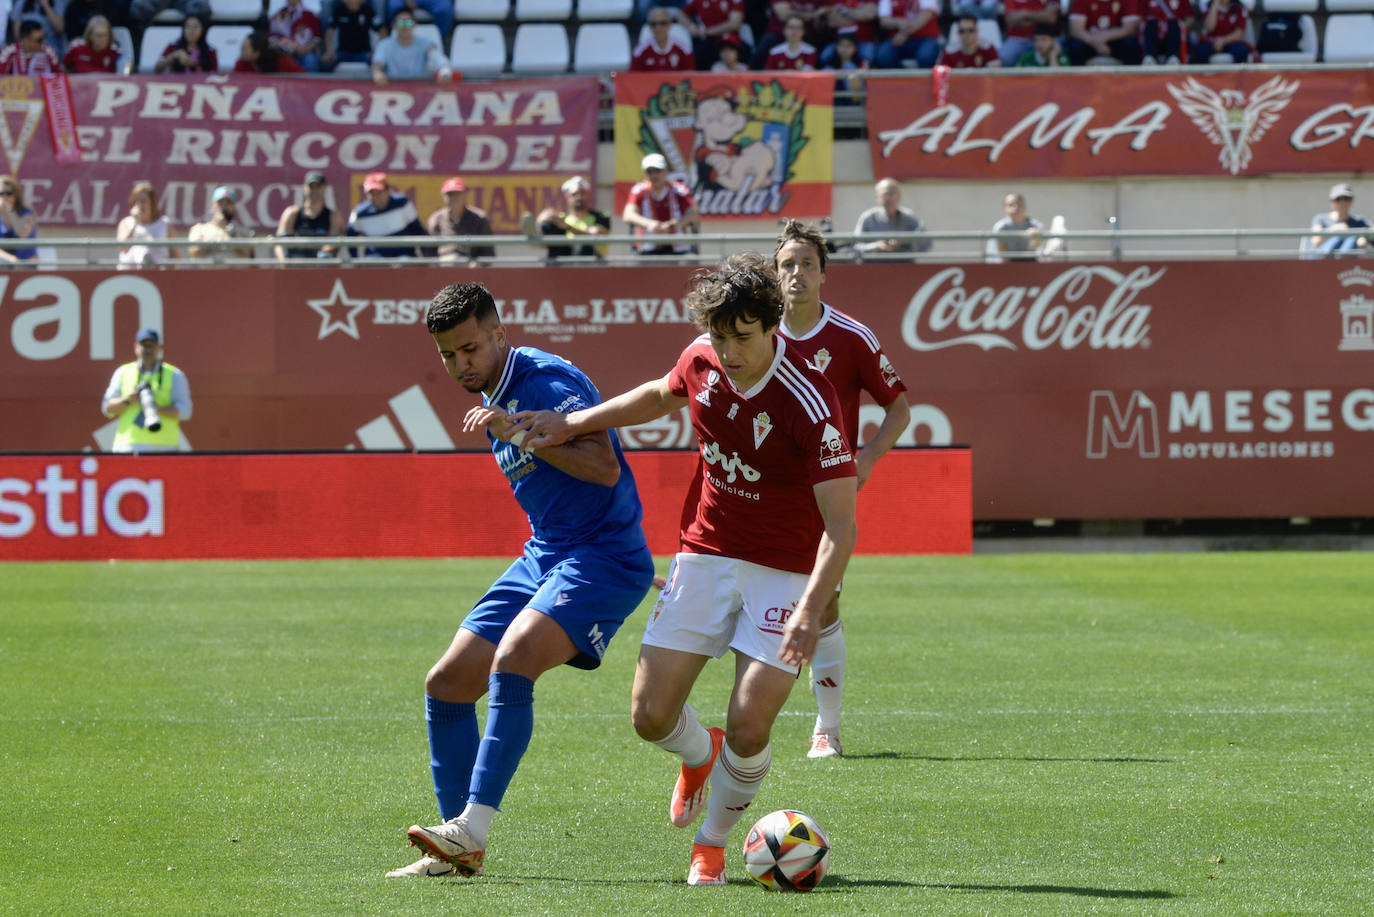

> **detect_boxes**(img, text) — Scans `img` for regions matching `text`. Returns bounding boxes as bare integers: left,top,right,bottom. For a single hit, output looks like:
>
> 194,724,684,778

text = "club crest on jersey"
753,412,773,448
812,348,832,372
506,399,519,413
879,354,902,388
819,422,852,468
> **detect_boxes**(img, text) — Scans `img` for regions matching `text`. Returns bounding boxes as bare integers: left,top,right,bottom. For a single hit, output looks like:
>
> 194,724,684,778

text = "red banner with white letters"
0,451,971,560
866,69,1374,179
7,75,600,232
0,262,1371,521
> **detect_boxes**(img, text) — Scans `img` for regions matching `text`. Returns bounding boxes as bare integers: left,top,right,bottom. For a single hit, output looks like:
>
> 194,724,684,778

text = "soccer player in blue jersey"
387,282,656,878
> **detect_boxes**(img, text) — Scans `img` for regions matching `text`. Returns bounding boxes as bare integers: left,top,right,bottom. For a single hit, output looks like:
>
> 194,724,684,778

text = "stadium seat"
138,25,184,72
576,0,633,20
1321,0,1374,10
152,8,186,22
1322,13,1374,61
112,26,135,71
210,0,266,21
413,22,445,54
515,0,573,19
334,60,372,76
455,0,511,20
511,22,570,72
1259,13,1317,63
207,24,253,71
451,23,507,74
573,22,630,71
1258,0,1316,9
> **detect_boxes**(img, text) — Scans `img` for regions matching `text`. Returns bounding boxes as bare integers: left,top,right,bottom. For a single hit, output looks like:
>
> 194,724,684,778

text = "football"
742,809,831,891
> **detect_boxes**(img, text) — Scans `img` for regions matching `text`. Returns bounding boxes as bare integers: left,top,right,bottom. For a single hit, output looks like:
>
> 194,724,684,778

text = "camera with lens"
135,380,162,432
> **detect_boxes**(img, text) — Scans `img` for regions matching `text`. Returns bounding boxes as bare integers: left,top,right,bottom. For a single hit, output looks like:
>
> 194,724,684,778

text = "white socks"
809,621,846,734
653,702,714,767
454,802,496,847
695,743,771,847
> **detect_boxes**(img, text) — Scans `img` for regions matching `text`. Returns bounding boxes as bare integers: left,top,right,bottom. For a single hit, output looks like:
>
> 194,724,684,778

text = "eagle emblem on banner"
1166,76,1299,175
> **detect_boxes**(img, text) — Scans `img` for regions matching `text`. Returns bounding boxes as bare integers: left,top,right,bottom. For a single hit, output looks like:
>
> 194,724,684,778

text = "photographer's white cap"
561,175,591,194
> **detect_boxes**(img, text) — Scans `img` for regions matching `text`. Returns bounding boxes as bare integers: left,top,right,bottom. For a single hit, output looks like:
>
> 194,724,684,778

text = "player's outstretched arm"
856,393,910,490
778,476,859,667
508,375,686,451
464,404,621,487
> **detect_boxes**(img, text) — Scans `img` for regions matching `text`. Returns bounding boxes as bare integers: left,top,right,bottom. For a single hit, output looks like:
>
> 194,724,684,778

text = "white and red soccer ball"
742,809,831,891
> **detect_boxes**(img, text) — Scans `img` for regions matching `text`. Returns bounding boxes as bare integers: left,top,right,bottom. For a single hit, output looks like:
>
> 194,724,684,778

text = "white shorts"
642,552,810,675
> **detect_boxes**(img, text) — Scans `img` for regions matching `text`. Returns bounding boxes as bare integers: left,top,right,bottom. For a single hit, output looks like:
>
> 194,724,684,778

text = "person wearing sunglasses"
0,175,36,264
937,14,1001,67
371,7,451,84
631,6,696,71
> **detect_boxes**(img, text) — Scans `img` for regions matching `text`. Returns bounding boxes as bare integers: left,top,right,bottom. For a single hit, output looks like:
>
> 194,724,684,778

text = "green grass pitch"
1,554,1370,915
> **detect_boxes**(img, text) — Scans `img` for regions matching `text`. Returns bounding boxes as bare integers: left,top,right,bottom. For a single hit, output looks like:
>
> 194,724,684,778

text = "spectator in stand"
623,153,699,256
632,7,695,71
116,181,177,268
234,27,307,72
63,0,126,48
1,19,61,72
371,9,450,83
710,36,748,71
829,33,868,97
0,175,38,265
347,171,428,259
187,186,256,260
1017,21,1069,66
1190,0,1251,64
873,0,941,70
1000,0,1059,66
426,177,495,267
675,0,745,70
751,0,829,69
821,0,877,67
1066,0,1141,66
939,14,1001,67
8,0,67,55
63,14,124,72
1309,183,1370,255
766,13,818,68
1140,0,1192,64
269,0,323,71
153,13,217,73
275,170,346,260
991,192,1043,261
386,0,451,48
853,177,930,257
529,175,611,263
320,0,378,70
129,0,210,38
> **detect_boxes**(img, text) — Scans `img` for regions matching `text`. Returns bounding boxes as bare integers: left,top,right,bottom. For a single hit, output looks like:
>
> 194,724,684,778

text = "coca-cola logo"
901,266,1159,352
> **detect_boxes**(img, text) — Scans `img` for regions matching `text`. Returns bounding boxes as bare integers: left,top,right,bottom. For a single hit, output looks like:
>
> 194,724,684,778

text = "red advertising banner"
866,69,1374,180
0,450,971,560
613,72,833,220
10,75,601,232
0,262,1370,520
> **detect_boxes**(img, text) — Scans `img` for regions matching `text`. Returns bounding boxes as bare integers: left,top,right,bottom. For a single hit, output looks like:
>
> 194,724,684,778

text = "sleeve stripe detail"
828,310,882,353
776,359,831,424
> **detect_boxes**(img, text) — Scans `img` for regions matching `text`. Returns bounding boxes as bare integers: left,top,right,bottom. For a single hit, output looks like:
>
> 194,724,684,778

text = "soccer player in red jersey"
773,219,910,758
510,252,859,887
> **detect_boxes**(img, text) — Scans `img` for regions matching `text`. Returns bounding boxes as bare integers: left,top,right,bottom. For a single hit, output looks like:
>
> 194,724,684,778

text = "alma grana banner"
0,261,1370,521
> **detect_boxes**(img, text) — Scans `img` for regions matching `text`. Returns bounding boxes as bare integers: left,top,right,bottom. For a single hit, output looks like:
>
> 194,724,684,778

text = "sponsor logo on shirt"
757,603,797,635
702,441,760,484
819,422,852,468
879,354,902,388
696,370,720,407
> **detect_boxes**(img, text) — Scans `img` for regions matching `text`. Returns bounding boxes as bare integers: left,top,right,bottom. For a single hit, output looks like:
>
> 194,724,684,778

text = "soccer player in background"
773,219,911,758
509,253,859,886
389,282,655,878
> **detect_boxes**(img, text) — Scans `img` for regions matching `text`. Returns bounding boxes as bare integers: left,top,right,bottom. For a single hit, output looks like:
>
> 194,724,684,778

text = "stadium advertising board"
9,75,601,232
866,69,1374,179
0,262,1369,520
0,450,971,560
613,72,833,220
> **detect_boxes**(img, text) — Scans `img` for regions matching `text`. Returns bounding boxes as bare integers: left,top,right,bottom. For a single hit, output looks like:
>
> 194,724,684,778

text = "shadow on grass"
847,752,1172,763
826,876,1178,899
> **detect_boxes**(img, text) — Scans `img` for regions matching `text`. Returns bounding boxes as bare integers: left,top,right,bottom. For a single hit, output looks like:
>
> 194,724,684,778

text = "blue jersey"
485,346,647,553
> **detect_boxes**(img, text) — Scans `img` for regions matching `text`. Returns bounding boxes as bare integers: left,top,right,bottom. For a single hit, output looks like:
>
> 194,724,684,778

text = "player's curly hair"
685,251,784,335
426,282,499,333
774,218,828,273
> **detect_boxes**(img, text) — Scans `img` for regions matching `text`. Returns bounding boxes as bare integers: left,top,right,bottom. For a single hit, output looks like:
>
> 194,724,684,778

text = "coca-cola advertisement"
0,261,1370,521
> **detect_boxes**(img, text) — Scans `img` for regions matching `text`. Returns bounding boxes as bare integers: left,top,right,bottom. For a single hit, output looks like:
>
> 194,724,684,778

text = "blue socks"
469,672,535,810
426,695,478,821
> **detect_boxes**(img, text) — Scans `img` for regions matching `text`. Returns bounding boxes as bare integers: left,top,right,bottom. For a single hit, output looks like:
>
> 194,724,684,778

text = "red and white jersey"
765,0,833,37
669,334,856,575
766,41,819,70
777,302,907,448
1143,0,1193,21
63,39,122,73
682,0,744,44
626,179,696,251
1070,0,1141,29
1201,0,1247,41
939,41,1001,67
0,41,59,75
631,36,696,71
270,3,323,49
876,0,941,38
1003,0,1057,38
830,0,877,43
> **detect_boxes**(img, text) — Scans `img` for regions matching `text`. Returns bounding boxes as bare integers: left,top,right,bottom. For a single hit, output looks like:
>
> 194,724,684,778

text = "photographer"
100,327,193,453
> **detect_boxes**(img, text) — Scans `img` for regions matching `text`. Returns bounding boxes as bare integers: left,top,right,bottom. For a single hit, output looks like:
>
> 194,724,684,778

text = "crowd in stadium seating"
0,0,1366,77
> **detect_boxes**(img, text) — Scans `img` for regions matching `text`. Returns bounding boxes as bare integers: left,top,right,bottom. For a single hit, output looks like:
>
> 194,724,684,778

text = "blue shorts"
462,542,655,670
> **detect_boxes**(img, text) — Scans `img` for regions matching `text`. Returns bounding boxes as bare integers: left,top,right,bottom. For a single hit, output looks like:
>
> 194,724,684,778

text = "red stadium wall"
1,262,1370,520
0,450,971,561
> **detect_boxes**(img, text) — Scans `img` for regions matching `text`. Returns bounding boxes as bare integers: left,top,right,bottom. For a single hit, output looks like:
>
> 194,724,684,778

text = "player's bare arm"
508,375,687,451
855,394,911,490
463,404,620,487
778,476,858,668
